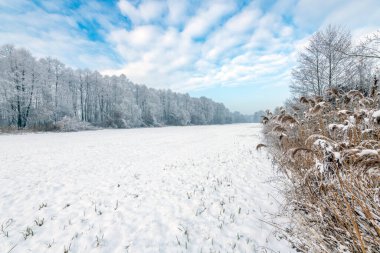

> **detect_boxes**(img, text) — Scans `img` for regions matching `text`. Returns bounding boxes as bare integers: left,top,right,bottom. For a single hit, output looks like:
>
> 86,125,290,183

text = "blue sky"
0,0,379,113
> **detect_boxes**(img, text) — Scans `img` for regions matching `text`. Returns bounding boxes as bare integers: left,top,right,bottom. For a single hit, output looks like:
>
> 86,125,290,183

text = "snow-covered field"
0,124,293,253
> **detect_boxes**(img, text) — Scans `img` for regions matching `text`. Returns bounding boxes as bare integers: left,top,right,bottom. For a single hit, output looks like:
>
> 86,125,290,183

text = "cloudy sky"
0,0,379,113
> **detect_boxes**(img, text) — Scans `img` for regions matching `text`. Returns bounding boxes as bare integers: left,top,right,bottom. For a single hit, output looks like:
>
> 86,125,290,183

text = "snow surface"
0,124,294,253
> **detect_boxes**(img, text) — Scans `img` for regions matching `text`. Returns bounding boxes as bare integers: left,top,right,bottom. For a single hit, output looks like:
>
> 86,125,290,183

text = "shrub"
54,116,96,132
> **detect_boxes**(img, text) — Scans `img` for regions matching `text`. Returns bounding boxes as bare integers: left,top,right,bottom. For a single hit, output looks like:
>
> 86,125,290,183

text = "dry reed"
261,80,380,252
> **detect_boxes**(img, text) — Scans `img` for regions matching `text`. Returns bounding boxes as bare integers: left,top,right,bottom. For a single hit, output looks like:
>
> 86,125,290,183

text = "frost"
313,139,334,153
315,159,325,173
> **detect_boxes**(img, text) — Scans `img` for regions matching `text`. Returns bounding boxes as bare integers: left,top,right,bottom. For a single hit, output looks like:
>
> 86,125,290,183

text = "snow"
348,115,355,124
313,139,334,153
361,129,373,134
357,149,379,157
373,110,380,118
0,124,294,253
337,110,351,115
328,123,346,131
333,152,341,162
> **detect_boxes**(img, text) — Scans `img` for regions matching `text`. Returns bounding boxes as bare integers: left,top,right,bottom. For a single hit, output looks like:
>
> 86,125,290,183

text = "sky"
0,0,379,114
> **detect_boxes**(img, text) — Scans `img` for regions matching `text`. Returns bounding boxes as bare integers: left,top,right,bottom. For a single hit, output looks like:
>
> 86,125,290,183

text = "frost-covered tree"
290,25,357,96
0,45,38,128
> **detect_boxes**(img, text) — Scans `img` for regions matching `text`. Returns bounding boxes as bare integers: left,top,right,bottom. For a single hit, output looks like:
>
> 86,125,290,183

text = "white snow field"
0,124,294,253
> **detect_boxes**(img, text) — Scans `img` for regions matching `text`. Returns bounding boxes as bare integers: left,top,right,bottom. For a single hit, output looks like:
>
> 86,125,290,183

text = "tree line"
0,45,251,130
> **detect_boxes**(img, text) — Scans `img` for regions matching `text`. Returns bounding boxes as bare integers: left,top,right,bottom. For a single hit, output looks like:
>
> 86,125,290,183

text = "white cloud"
105,0,299,92
182,0,237,39
201,3,261,61
166,0,188,26
318,0,380,43
118,0,167,24
292,0,344,29
0,0,125,70
112,25,161,48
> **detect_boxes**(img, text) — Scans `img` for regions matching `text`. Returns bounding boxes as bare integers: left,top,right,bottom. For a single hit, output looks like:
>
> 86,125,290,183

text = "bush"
54,116,96,132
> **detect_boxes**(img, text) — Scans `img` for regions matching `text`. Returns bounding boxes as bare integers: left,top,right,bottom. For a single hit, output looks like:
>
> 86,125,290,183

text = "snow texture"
0,124,294,252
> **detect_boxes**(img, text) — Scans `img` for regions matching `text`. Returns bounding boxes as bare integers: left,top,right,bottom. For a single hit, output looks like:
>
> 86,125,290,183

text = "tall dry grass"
261,79,380,252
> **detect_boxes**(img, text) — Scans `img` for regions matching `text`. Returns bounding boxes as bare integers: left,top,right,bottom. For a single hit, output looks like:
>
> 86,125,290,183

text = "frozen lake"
0,124,293,252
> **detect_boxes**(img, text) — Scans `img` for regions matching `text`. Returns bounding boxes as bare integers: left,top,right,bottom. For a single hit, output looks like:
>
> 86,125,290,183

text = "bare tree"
341,30,380,59
290,31,328,96
290,25,355,96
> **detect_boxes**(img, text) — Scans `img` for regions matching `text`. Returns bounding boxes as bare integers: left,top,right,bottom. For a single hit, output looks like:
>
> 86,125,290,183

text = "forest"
0,45,251,131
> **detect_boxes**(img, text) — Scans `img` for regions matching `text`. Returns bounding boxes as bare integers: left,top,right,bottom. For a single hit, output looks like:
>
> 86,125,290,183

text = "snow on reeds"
260,79,380,252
